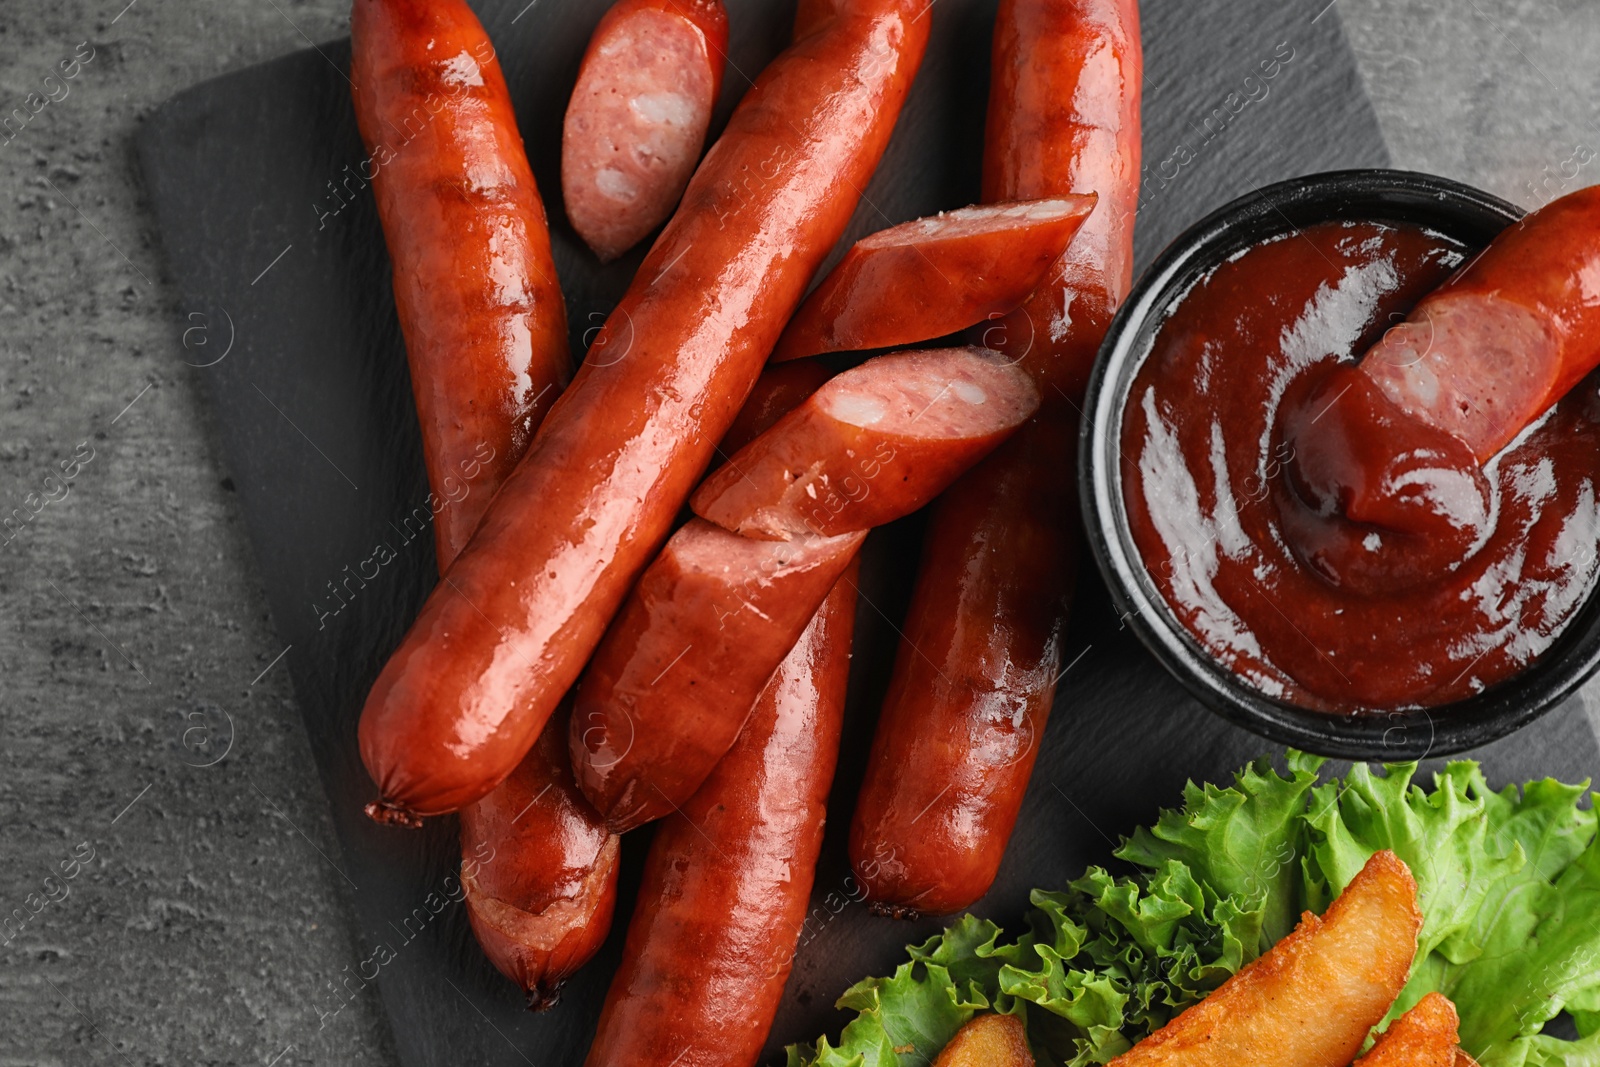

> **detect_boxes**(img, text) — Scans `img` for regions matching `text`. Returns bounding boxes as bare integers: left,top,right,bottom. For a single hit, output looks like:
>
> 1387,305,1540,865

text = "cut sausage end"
692,347,1040,539
772,195,1096,361
854,194,1096,251
561,4,722,262
1359,291,1561,462
814,347,1036,438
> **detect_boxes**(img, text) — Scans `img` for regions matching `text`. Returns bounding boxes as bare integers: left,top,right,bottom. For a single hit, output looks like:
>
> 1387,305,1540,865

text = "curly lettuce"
787,753,1600,1067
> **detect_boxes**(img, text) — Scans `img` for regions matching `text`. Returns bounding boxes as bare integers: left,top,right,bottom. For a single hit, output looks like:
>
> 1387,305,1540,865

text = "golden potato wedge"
932,1013,1035,1067
1354,992,1460,1067
1109,850,1421,1067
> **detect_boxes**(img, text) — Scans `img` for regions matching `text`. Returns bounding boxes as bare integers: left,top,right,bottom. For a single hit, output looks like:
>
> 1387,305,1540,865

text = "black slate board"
136,1,1600,1064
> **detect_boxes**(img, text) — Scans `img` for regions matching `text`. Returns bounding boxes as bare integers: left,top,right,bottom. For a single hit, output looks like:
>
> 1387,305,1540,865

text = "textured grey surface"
1,1,1597,1065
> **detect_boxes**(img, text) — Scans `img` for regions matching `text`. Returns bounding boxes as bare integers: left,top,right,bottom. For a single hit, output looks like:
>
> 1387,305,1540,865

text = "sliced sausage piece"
357,0,931,823
570,519,864,833
350,0,571,568
563,362,831,835
691,347,1040,541
562,0,729,262
459,707,620,1010
771,196,1096,362
581,566,856,1067
1356,184,1600,463
1284,186,1600,594
850,0,1142,917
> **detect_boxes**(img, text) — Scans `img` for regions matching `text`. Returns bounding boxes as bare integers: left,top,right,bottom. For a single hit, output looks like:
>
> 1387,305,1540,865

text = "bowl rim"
1078,166,1600,760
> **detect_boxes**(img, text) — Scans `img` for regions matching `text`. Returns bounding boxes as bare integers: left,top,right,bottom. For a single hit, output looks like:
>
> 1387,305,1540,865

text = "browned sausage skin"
349,0,570,570
572,349,1039,834
581,565,858,1067
692,348,1042,540
850,0,1142,917
771,195,1096,362
562,0,730,261
353,1,619,999
357,0,932,823
571,519,865,833
459,707,619,1010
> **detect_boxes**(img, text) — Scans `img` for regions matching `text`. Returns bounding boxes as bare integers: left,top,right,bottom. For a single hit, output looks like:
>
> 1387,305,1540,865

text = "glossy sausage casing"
581,566,857,1067
771,195,1095,362
561,0,730,261
691,348,1040,540
350,0,570,567
1356,184,1600,462
355,0,619,993
575,351,1038,833
460,707,620,1009
357,0,931,820
851,0,1142,916
571,519,864,833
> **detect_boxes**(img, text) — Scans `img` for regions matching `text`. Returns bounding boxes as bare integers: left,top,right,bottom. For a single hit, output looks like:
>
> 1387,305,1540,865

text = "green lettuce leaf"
1116,753,1321,947
788,754,1596,1067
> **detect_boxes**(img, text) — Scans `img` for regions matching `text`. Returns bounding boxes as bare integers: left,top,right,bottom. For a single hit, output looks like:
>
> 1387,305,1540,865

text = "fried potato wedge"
932,1013,1035,1067
1109,850,1421,1067
1354,992,1460,1067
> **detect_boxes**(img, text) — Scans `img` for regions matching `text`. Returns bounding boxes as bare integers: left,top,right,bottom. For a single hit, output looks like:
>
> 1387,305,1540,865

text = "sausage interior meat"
561,0,730,261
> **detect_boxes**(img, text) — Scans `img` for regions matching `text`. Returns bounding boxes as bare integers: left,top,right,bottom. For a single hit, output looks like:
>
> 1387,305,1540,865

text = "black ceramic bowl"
1080,168,1600,760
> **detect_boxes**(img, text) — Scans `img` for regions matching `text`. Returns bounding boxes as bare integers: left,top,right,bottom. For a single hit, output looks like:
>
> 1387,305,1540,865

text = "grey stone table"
1,0,1597,1063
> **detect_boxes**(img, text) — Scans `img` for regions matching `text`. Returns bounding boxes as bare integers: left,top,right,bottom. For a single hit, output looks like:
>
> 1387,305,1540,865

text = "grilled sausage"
850,0,1142,917
358,0,932,823
459,707,620,1009
692,347,1040,540
574,349,1038,833
350,0,570,568
1285,185,1600,594
580,566,857,1067
352,0,617,1001
771,196,1095,362
571,519,864,833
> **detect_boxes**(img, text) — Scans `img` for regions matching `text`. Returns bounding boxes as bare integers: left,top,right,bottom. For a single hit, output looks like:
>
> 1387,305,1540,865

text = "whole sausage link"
350,0,570,569
357,0,932,822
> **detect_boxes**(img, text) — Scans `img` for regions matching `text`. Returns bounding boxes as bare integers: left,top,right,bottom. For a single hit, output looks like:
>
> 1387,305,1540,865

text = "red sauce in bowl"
1120,219,1600,711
